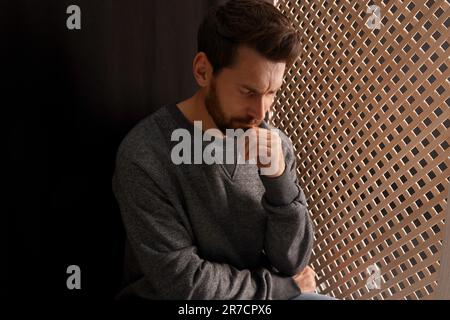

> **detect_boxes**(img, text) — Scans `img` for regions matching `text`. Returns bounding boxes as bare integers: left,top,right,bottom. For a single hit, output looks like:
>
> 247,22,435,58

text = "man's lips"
237,120,262,129
241,125,257,131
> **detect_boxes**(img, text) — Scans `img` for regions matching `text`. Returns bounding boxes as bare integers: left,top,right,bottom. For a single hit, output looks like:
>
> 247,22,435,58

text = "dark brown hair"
197,0,302,75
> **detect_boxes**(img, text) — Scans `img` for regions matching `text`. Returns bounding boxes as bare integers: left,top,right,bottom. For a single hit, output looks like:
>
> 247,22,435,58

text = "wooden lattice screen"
271,0,449,299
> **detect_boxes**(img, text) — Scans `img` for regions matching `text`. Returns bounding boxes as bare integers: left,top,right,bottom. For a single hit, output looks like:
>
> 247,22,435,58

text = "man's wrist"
262,157,286,178
259,163,299,206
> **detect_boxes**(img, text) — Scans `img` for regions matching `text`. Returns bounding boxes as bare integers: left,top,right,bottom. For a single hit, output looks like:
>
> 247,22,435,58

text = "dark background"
3,0,226,299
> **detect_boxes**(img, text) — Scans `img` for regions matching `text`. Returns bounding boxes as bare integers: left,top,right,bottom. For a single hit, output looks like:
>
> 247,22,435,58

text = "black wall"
3,0,225,299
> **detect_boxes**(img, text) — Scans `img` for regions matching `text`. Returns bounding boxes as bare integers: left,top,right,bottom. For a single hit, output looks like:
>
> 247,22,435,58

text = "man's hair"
197,0,302,75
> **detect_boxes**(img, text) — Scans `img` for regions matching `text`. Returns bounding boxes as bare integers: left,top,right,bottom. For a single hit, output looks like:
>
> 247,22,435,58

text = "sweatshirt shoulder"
115,105,174,165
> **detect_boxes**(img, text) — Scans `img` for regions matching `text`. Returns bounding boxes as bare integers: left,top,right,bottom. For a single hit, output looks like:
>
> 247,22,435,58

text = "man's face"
204,45,286,133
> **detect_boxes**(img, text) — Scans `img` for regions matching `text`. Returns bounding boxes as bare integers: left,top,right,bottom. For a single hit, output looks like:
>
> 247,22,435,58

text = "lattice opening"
272,0,449,300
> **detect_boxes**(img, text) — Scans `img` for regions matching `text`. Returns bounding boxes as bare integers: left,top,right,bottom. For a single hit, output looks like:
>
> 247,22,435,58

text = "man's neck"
176,90,220,133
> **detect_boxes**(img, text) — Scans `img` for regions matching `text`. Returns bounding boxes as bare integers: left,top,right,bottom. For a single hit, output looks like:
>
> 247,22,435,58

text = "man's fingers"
237,128,284,176
242,129,280,157
295,266,316,278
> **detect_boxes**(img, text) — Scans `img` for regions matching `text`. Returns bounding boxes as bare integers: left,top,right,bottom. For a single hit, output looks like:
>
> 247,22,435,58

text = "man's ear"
192,52,213,88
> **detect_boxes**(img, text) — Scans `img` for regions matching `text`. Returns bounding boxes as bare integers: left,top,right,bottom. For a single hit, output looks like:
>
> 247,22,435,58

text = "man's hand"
292,266,317,293
240,127,285,177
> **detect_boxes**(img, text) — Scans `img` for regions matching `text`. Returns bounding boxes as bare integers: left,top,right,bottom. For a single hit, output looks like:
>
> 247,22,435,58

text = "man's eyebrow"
240,84,282,93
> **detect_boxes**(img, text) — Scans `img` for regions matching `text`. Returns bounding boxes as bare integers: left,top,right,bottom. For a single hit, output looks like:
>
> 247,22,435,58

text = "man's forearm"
260,167,315,276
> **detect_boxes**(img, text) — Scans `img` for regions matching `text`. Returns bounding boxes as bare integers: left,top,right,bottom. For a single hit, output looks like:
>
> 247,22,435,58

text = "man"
113,0,336,300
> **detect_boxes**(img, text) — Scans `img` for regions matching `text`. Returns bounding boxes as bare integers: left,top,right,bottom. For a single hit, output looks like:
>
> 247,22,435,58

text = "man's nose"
248,97,267,121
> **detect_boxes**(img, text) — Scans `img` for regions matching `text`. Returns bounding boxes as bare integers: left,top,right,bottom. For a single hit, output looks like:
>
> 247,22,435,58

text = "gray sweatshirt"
112,103,314,300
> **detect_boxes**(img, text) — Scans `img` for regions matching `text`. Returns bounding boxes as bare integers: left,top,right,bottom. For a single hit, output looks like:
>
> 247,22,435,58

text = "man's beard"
205,79,263,134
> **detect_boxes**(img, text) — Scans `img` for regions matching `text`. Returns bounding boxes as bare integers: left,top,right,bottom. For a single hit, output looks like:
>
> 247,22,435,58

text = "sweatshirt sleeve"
259,133,315,276
112,151,301,300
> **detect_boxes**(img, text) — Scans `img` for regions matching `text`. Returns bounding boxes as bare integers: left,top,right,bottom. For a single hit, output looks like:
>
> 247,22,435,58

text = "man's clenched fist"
238,127,286,177
292,266,317,293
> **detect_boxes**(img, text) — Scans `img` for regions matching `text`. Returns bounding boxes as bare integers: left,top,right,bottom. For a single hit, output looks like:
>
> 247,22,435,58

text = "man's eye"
242,90,255,96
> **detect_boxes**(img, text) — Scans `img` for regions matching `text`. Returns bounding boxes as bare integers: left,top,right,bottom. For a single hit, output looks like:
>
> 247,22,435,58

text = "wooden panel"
272,0,449,300
437,187,450,299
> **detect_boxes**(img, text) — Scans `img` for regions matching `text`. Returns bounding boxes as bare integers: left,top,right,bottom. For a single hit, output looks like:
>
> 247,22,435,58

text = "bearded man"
113,0,336,300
